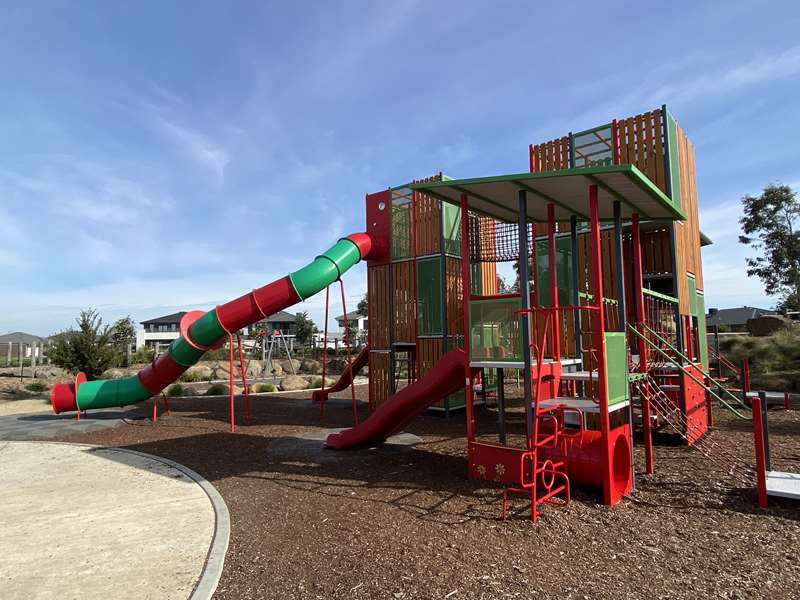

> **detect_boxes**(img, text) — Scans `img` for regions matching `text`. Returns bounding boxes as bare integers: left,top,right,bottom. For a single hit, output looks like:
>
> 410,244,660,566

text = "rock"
101,368,128,379
300,359,321,374
747,315,793,337
184,364,213,381
276,358,301,374
326,358,347,374
280,375,310,391
245,360,263,379
268,362,284,377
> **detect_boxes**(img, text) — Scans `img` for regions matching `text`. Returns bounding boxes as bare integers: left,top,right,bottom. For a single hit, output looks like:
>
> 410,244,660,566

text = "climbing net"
469,214,533,263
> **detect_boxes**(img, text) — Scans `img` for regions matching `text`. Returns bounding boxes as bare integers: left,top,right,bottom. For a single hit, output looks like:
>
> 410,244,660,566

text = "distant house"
706,306,776,332
335,311,368,335
0,332,48,360
136,312,185,349
247,311,298,336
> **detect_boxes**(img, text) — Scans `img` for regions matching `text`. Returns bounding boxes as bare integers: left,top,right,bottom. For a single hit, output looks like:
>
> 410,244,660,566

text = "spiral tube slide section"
51,233,373,414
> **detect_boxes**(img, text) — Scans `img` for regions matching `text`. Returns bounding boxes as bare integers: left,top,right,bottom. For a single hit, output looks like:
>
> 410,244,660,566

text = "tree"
111,316,136,366
294,311,318,345
739,184,800,312
48,309,118,379
356,293,368,317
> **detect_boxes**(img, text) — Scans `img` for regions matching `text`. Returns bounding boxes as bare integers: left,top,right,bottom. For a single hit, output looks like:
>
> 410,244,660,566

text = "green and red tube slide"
51,233,373,414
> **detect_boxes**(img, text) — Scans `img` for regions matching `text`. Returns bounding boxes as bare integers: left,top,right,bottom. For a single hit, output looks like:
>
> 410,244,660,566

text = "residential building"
0,332,48,362
247,311,299,336
706,306,776,332
136,312,185,349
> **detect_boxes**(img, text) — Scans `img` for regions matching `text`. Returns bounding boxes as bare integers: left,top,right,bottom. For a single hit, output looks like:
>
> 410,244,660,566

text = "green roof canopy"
409,164,687,223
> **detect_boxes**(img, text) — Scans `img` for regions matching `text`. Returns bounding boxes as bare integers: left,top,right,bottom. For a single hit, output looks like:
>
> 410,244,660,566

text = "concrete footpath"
0,441,229,600
0,409,138,441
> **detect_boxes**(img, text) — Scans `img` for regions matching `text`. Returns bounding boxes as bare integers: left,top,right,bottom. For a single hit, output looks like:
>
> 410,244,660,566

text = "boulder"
300,359,321,374
747,315,793,337
185,364,213,381
326,358,347,374
276,358,301,374
268,362,284,377
245,360,264,379
101,368,128,380
280,375,310,391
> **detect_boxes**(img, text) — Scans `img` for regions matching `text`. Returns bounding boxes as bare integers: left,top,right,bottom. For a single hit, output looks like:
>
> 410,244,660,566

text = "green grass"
166,383,185,397
252,383,276,393
719,327,800,391
24,381,49,393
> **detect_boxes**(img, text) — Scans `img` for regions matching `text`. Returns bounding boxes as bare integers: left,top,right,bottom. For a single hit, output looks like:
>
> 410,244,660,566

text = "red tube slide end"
346,232,373,261
51,372,86,414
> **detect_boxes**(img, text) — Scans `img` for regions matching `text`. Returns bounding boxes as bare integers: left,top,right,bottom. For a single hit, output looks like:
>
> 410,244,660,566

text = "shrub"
179,370,205,383
132,346,155,364
253,383,276,393
307,377,324,389
166,383,184,397
24,381,49,393
205,383,228,396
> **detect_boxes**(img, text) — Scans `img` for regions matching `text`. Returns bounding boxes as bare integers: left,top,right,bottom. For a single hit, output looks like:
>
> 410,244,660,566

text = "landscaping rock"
300,359,321,374
101,368,128,379
185,364,213,381
280,375,309,391
747,314,793,337
268,362,284,377
277,359,301,374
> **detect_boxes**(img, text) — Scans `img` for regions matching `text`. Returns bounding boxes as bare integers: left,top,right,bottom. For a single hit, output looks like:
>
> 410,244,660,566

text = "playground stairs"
632,372,755,488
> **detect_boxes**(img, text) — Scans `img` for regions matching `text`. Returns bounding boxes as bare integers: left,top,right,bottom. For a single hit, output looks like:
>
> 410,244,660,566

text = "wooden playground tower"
362,105,722,519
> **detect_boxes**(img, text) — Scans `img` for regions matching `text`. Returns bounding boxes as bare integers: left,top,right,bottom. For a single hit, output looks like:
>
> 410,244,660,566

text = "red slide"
312,345,370,404
326,348,466,449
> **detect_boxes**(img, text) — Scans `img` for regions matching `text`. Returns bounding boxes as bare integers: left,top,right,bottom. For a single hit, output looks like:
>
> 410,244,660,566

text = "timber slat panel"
415,192,441,256
368,265,390,349
392,261,416,342
369,351,391,409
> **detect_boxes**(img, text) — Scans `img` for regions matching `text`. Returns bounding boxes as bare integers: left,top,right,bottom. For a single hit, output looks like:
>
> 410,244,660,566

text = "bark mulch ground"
55,387,800,600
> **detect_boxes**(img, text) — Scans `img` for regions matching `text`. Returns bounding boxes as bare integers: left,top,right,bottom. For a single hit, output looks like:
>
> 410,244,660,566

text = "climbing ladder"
632,374,755,487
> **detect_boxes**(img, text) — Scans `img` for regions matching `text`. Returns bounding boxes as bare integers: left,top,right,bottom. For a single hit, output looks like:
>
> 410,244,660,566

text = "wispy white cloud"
152,116,230,182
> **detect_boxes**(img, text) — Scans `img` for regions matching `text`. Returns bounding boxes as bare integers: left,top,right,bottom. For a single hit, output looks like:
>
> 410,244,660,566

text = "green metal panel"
169,337,205,367
470,262,482,296
535,236,574,307
189,311,226,347
665,108,682,210
604,332,628,406
687,275,697,317
442,201,461,256
391,201,412,260
468,297,524,363
416,256,443,336
696,293,709,368
76,376,151,411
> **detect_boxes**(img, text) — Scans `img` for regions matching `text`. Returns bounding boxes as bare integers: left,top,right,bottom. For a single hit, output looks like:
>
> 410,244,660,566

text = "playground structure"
51,104,796,520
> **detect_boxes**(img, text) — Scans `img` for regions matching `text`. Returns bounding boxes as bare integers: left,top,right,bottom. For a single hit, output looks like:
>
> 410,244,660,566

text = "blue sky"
1,1,799,336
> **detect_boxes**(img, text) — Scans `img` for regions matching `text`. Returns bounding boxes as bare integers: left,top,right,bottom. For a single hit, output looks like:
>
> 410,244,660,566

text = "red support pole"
588,184,612,504
460,193,475,463
785,391,790,411
611,119,620,165
751,395,769,508
236,334,251,423
632,213,653,474
743,358,751,393
547,203,560,361
320,285,330,418
411,182,420,381
529,144,536,173
163,393,172,416
339,279,359,425
228,335,235,433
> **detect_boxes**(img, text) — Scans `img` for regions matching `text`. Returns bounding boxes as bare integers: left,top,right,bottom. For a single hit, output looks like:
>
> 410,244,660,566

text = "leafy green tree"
111,316,136,366
48,309,118,379
294,311,318,345
356,294,368,317
739,184,800,312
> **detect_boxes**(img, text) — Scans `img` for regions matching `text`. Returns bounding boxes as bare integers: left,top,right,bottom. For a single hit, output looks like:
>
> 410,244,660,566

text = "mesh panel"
391,188,412,260
469,214,533,263
572,124,614,168
468,297,524,362
416,257,442,336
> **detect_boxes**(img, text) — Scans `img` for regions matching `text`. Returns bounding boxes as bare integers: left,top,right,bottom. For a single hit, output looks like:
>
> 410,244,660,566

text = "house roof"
257,310,298,323
409,164,687,222
335,311,362,321
140,311,187,326
706,306,776,327
0,331,48,344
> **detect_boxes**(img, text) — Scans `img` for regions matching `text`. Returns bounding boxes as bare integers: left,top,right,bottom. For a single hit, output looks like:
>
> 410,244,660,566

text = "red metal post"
611,119,620,165
228,335,235,433
339,279,359,425
320,285,330,418
588,184,612,504
785,391,790,410
743,358,751,393
631,213,653,473
460,193,475,462
411,182,420,380
236,334,251,423
547,203,560,361
529,144,536,173
751,395,769,508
